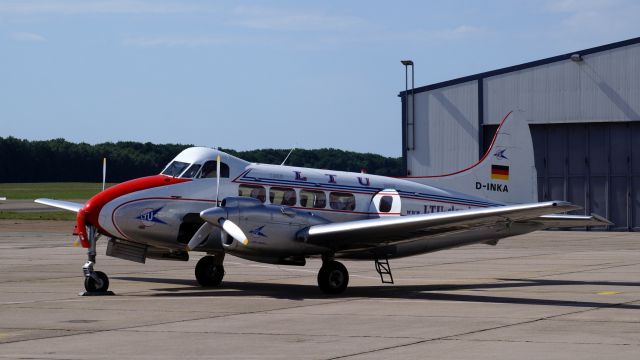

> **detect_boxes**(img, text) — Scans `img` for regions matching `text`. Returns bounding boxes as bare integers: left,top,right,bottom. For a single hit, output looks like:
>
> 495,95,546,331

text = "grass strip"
0,182,111,200
0,211,76,221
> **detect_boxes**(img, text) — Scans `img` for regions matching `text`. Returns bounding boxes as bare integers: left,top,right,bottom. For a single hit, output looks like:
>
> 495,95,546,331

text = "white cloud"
431,25,486,40
0,0,203,15
545,0,640,35
230,5,364,32
546,0,620,13
9,31,46,42
123,35,230,48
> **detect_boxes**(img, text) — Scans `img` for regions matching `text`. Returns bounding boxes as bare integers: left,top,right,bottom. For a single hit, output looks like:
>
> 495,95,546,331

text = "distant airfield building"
400,37,640,231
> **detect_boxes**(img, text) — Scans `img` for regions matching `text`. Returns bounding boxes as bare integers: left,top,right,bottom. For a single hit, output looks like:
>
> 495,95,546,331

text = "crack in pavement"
439,338,640,347
323,298,640,359
119,328,425,341
0,296,362,345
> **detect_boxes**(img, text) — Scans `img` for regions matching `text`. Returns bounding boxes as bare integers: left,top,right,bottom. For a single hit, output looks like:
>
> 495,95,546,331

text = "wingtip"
591,213,614,226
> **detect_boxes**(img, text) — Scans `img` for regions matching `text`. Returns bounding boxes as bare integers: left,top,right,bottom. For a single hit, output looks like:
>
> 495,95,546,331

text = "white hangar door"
528,122,639,231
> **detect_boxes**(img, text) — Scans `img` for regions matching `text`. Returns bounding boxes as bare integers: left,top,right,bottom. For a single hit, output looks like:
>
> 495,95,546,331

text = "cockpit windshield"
161,161,189,177
181,164,201,178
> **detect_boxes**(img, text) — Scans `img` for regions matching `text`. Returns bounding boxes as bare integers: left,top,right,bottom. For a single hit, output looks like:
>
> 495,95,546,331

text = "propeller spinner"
186,206,248,251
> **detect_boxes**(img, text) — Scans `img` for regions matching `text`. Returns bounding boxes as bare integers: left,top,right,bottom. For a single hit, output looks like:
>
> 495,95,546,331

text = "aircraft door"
368,189,401,218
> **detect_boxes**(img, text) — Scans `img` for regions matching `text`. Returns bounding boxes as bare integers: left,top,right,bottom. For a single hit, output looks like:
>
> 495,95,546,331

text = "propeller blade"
186,222,214,251
102,158,107,192
199,207,247,247
215,154,221,206
220,219,248,246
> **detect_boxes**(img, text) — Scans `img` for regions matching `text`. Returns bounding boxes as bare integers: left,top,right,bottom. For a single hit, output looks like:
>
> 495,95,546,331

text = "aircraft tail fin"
402,111,537,205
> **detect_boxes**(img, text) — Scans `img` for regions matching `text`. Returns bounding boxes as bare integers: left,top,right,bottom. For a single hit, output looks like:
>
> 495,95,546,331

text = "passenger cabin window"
269,187,296,206
300,190,327,208
239,185,266,203
379,196,393,213
181,164,201,178
199,161,230,178
162,161,189,177
330,192,356,211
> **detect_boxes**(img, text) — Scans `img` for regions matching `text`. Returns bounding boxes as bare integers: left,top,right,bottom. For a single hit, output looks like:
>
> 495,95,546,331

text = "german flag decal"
491,165,509,180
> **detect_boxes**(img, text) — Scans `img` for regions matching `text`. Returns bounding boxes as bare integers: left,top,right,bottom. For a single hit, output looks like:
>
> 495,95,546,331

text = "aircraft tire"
84,271,109,292
317,261,349,294
195,256,225,286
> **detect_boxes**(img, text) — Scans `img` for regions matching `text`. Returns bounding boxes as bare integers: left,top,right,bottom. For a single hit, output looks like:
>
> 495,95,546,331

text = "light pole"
401,60,414,152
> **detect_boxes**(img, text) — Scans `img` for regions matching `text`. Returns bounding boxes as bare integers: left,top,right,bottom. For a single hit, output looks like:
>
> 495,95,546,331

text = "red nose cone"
75,175,191,247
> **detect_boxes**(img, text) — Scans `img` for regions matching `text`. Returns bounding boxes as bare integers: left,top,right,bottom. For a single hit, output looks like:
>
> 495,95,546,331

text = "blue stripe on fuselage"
236,172,499,208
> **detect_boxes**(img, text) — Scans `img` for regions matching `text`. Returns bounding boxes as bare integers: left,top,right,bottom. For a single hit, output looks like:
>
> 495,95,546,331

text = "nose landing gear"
83,268,109,292
80,225,113,296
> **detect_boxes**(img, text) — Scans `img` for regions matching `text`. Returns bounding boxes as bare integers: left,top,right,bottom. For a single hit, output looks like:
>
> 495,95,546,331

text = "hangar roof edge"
398,36,640,97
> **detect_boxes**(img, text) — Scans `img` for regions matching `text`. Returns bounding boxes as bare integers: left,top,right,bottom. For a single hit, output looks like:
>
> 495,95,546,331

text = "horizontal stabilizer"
34,198,84,213
535,213,613,228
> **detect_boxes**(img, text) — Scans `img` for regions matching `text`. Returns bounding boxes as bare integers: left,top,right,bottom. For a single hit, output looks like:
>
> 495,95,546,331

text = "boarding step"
374,255,394,284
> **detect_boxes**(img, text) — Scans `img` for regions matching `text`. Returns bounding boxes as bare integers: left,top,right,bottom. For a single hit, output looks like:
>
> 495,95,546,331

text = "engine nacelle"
201,197,331,261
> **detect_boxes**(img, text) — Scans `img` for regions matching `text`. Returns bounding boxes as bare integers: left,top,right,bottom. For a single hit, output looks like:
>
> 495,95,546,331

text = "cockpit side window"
181,164,201,178
162,161,189,177
199,161,230,178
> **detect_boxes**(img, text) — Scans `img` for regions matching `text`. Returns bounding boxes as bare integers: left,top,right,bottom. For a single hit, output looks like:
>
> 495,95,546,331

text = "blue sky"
1,0,639,156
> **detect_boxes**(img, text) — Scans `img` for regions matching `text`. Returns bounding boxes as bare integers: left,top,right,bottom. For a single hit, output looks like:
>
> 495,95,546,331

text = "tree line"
0,137,402,183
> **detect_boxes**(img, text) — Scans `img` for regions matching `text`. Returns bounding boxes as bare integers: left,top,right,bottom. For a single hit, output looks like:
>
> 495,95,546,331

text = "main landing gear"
317,257,349,294
195,253,225,287
81,225,113,295
316,255,394,295
191,254,390,295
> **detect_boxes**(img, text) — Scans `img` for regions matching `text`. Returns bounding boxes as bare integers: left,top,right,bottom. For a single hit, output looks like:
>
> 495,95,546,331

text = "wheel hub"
328,270,344,288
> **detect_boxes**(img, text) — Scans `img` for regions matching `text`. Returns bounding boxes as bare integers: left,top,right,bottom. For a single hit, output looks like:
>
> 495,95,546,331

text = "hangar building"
400,37,640,231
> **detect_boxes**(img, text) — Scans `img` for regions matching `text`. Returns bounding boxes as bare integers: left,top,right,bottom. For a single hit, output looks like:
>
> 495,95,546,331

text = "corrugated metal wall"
405,81,479,176
404,40,640,230
531,122,640,230
484,45,640,125
406,42,640,177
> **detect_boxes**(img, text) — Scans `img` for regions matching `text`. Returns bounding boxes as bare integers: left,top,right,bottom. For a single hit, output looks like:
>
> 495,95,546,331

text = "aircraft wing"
34,198,84,213
299,201,580,247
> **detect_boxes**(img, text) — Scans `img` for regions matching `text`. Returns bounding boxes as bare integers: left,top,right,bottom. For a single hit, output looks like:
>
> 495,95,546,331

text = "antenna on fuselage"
281,147,296,166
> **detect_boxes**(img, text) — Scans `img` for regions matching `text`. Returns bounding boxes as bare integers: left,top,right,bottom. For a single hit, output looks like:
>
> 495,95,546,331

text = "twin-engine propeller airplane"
36,112,611,294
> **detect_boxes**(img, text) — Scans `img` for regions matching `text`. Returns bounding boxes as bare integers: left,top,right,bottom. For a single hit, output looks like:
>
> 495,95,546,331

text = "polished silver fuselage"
94,161,544,262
